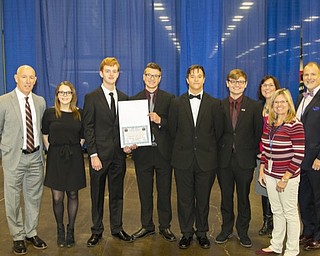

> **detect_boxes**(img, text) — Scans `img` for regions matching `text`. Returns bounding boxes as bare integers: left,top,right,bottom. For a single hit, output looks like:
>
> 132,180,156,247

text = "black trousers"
89,156,126,235
134,146,173,230
174,158,216,238
299,169,320,240
217,153,254,237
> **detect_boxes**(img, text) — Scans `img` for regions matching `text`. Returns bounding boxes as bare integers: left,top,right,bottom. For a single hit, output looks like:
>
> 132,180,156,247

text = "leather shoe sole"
159,229,176,242
112,230,134,242
87,234,102,247
13,240,27,255
304,240,320,250
25,236,47,249
132,228,155,240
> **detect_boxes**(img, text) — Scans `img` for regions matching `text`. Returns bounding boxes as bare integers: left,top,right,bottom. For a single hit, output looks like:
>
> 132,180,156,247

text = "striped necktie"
25,97,34,152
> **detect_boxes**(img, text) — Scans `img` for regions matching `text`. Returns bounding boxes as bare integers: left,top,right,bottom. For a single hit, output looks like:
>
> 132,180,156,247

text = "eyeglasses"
227,79,246,85
262,83,275,88
273,100,288,105
145,73,161,79
58,91,72,96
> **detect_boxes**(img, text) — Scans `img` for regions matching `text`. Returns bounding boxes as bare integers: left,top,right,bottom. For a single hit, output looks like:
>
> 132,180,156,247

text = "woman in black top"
42,81,86,248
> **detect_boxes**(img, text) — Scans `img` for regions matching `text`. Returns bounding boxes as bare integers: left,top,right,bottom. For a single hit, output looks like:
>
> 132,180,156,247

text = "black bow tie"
303,90,314,98
189,94,201,100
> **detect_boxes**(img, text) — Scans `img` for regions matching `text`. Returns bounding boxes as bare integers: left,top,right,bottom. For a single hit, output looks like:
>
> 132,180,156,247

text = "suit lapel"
196,93,208,126
302,91,320,120
236,96,248,128
182,93,194,126
11,91,23,130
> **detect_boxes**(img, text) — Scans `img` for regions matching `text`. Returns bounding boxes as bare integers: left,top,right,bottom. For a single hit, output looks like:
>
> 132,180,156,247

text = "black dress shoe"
299,234,313,245
132,228,155,240
215,232,233,244
159,228,176,242
87,234,102,247
197,236,210,249
304,240,320,250
13,240,27,255
178,236,192,249
112,230,134,242
25,235,47,249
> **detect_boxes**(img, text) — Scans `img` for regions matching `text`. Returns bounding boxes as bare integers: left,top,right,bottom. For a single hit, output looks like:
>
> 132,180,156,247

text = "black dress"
42,108,86,191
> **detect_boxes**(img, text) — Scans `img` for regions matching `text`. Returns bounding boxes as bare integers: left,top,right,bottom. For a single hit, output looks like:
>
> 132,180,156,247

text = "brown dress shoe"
304,240,320,251
299,234,313,245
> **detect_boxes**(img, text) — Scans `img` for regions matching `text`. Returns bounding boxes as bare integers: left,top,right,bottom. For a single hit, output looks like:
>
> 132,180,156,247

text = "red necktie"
232,101,237,130
25,97,34,152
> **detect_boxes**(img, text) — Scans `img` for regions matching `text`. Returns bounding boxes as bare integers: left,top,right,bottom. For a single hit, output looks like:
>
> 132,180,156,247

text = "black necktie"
109,92,116,120
189,94,201,100
25,97,34,152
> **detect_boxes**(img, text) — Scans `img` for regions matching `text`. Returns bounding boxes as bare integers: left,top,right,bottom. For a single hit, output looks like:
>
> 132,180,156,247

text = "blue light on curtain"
35,0,180,108
3,0,36,92
301,0,320,64
266,0,301,102
221,0,266,99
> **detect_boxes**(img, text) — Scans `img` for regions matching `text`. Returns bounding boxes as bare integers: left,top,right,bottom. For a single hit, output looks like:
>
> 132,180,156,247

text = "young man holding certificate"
128,62,176,242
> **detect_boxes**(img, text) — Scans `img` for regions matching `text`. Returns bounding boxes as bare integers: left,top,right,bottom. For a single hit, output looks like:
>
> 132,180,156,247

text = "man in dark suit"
168,64,224,249
215,69,263,248
83,57,133,247
127,62,176,242
296,62,320,251
0,65,47,254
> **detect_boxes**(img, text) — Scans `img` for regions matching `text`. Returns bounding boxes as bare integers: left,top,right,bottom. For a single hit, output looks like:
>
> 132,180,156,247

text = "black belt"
22,146,40,154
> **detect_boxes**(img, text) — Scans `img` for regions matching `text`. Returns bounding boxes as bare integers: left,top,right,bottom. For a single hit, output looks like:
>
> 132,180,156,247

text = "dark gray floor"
0,156,318,256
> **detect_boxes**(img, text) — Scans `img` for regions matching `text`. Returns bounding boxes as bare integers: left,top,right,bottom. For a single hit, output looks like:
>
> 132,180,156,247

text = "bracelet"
281,178,288,183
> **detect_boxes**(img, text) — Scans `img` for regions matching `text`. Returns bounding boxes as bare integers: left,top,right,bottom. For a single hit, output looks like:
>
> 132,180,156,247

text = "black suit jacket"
297,91,320,170
219,96,263,169
83,86,128,161
168,92,224,171
130,89,174,167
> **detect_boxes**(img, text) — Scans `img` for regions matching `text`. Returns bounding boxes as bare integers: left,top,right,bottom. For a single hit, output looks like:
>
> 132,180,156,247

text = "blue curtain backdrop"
1,0,320,107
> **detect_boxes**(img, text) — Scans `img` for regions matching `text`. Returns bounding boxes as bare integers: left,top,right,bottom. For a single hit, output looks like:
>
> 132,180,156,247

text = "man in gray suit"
0,65,47,255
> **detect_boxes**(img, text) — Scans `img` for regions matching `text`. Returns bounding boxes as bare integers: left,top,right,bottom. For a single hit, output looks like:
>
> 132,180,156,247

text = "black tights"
51,189,79,229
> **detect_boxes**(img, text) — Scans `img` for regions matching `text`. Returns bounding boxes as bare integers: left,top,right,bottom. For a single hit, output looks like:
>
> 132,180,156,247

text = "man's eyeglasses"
145,73,161,79
57,91,72,96
227,79,246,85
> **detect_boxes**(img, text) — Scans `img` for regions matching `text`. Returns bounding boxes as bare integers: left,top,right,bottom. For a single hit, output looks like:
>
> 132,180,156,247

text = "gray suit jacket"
0,89,46,170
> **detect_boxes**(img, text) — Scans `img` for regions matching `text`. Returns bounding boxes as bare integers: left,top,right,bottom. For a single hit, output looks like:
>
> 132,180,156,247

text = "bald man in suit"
0,65,47,255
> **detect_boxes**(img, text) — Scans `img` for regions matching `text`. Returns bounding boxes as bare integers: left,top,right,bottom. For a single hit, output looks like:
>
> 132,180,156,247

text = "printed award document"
118,99,152,148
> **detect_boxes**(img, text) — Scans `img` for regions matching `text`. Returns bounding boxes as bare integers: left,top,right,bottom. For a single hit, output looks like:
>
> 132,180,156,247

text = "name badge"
268,159,273,173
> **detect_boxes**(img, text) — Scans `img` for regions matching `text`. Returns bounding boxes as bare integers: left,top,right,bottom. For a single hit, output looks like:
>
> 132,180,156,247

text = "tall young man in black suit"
168,65,224,249
296,62,320,251
215,69,263,248
83,57,133,247
127,62,176,242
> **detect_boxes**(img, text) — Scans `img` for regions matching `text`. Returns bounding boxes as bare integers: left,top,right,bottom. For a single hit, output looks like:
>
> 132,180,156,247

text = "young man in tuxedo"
128,62,176,242
215,69,263,248
168,64,224,249
83,57,133,247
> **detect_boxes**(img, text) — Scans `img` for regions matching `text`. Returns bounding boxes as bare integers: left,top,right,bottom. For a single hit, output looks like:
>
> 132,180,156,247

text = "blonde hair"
99,57,120,72
268,88,296,125
54,81,81,120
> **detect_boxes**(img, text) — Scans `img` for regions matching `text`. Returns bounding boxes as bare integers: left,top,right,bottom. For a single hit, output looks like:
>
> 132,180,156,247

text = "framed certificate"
118,99,152,148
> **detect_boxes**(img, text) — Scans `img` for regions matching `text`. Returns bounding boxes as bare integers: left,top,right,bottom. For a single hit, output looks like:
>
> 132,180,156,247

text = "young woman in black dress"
42,81,86,248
